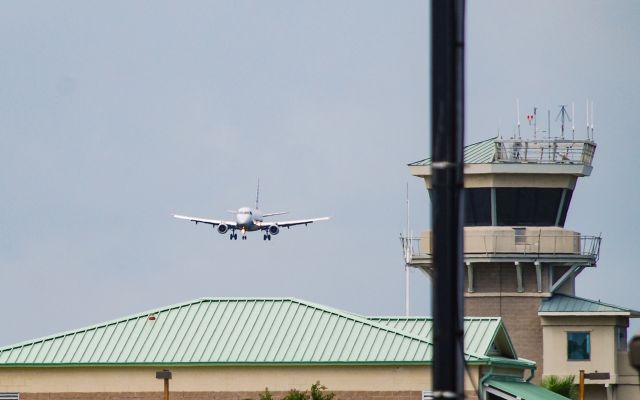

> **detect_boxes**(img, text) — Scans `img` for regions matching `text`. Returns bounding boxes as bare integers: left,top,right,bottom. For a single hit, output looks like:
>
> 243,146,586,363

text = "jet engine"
217,224,229,234
268,225,280,236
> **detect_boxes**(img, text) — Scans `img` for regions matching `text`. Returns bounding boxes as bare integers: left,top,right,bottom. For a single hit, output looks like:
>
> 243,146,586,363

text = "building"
539,294,640,399
407,136,640,399
0,297,566,400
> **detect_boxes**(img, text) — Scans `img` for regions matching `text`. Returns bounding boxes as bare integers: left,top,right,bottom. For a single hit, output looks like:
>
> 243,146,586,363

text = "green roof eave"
0,356,515,368
0,361,434,368
485,378,570,400
482,356,536,369
539,294,640,316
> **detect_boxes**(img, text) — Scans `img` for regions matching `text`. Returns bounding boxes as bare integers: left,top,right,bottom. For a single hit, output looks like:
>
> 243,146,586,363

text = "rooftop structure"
0,297,557,400
406,134,602,385
0,297,529,368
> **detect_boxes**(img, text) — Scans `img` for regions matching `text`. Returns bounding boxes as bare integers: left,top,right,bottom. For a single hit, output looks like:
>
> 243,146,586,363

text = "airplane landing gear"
263,234,272,241
230,233,238,240
242,235,247,240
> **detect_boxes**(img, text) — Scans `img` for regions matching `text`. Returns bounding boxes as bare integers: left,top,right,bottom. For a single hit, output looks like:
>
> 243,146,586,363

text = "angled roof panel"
0,298,438,366
539,294,640,316
485,378,571,400
369,316,517,359
409,137,497,166
0,298,535,368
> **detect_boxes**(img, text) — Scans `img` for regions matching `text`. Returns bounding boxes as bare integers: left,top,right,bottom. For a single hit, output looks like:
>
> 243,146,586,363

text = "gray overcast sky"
1,1,639,346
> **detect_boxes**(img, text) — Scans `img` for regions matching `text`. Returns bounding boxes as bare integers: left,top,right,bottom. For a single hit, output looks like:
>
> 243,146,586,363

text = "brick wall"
465,295,543,383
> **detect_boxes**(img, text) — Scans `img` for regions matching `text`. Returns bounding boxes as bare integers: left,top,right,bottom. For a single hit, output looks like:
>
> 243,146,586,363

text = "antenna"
516,98,521,138
255,178,260,209
555,105,571,139
590,100,594,139
533,107,537,139
586,98,590,139
571,102,575,140
547,109,551,139
405,183,410,316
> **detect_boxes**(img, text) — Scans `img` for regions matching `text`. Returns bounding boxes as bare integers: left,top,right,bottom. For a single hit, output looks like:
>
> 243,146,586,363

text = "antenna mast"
572,102,575,140
516,98,521,138
533,107,538,139
405,183,410,316
555,105,571,139
586,98,590,139
255,179,260,209
590,100,594,139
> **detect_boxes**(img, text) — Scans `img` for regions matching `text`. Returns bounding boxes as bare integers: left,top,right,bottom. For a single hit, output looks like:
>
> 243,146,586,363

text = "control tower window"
556,189,573,226
496,188,564,226
464,188,492,226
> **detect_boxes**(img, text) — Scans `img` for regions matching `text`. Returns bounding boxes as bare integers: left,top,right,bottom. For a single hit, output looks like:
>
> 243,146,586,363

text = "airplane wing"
173,214,237,227
262,217,330,229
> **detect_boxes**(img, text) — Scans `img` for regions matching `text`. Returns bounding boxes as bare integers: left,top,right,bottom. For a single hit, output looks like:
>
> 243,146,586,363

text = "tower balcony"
402,227,601,268
494,138,596,166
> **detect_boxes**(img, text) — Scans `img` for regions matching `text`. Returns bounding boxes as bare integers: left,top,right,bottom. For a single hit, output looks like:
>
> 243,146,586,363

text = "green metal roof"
409,137,497,166
369,317,518,360
0,298,536,368
0,298,447,367
485,378,570,400
539,294,640,316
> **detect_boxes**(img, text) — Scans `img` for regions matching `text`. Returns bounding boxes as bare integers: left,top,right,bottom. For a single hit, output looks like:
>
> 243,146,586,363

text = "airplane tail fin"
263,211,289,218
255,178,260,209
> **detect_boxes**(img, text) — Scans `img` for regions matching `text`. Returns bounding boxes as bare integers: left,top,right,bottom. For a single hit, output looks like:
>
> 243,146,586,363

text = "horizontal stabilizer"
263,211,288,217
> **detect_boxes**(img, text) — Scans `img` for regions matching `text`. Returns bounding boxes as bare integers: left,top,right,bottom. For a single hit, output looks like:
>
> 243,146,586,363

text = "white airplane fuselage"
235,207,264,232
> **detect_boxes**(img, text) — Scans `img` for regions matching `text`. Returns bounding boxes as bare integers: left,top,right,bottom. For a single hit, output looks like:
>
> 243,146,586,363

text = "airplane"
173,182,330,241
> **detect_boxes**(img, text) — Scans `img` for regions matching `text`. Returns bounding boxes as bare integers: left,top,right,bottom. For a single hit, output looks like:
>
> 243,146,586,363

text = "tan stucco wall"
541,316,619,383
463,174,577,189
419,227,582,256
411,170,578,190
0,365,484,394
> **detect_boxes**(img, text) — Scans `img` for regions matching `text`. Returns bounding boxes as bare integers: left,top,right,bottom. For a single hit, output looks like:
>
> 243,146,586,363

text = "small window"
567,332,591,360
617,327,628,352
513,227,526,245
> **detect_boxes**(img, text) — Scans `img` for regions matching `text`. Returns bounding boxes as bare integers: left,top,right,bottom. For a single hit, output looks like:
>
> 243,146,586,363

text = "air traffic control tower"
406,136,600,379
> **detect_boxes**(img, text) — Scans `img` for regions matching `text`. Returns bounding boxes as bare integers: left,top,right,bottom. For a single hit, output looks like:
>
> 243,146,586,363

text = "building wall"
16,390,441,400
541,316,620,383
0,365,481,400
465,295,544,383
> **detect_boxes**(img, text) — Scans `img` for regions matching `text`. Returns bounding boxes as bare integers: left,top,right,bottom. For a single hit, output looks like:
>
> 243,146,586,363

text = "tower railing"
401,231,601,263
494,138,596,166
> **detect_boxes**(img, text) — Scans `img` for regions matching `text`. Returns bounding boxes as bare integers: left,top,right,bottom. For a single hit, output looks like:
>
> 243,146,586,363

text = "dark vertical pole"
579,370,585,400
431,0,465,399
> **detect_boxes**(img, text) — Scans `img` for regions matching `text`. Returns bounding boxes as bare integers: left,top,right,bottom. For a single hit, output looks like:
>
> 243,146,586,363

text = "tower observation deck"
406,135,600,380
